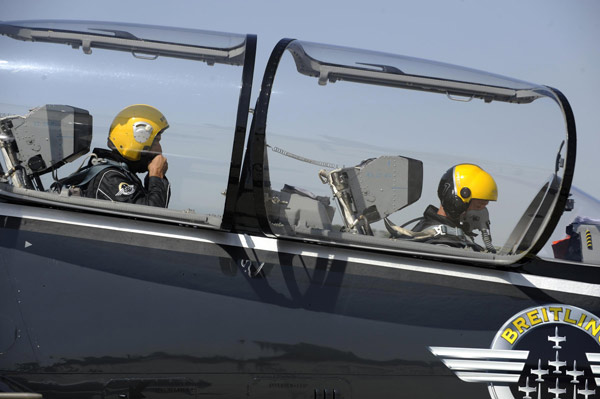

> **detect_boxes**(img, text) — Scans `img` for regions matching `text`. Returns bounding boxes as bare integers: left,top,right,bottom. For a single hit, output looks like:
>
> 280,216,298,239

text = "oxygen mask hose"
481,228,496,253
463,208,496,253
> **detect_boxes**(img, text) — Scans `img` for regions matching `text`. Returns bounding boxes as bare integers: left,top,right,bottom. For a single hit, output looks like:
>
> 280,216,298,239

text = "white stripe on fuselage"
2,202,599,298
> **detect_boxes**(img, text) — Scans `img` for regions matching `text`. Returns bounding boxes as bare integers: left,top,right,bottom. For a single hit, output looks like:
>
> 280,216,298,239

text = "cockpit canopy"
0,20,246,65
0,20,586,266
251,40,575,265
287,41,546,103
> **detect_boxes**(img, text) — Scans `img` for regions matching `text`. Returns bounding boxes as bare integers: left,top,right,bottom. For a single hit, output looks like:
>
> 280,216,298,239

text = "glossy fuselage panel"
0,205,598,398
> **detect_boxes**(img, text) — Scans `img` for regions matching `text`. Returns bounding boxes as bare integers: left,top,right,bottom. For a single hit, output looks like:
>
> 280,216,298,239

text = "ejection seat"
0,104,92,192
269,155,423,237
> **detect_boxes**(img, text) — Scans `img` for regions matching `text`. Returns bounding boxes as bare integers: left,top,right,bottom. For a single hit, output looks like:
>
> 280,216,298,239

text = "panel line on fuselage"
0,202,598,298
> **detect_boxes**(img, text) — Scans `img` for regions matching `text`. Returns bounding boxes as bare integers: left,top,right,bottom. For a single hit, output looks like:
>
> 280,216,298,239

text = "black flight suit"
82,148,170,208
412,205,479,249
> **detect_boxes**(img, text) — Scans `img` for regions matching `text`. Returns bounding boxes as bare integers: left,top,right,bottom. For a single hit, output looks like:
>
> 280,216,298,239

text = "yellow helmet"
108,104,169,161
438,164,498,220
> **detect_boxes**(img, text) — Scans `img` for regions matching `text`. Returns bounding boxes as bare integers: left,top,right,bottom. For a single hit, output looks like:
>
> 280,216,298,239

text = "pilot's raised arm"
412,163,497,251
80,104,171,208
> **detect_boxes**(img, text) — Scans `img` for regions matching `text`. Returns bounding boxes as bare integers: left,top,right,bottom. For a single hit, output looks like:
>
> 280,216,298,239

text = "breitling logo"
116,182,136,197
500,306,600,345
429,304,600,399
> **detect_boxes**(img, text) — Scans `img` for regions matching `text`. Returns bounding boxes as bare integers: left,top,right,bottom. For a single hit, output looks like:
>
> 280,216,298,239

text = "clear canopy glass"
259,40,572,264
0,20,249,226
288,41,548,103
0,20,247,65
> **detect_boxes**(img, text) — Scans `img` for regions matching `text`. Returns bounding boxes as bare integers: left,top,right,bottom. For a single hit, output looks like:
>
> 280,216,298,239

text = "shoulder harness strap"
52,158,129,191
424,224,466,239
384,218,467,241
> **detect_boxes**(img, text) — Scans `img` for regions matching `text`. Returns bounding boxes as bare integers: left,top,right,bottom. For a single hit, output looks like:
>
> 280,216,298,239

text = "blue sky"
2,0,599,201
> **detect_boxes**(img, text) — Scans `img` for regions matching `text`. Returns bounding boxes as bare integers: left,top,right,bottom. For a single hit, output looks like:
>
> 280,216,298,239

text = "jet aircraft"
0,19,599,399
518,377,536,399
532,358,550,382
578,380,596,399
549,351,567,374
548,378,566,399
548,326,566,349
566,360,584,383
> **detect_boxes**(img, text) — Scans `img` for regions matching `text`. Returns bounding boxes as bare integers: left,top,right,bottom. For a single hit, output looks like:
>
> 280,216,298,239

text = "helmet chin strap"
129,152,156,174
106,146,154,174
438,204,464,228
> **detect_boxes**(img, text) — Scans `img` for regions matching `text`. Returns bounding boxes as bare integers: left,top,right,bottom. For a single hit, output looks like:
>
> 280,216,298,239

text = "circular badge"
489,304,599,399
430,304,600,399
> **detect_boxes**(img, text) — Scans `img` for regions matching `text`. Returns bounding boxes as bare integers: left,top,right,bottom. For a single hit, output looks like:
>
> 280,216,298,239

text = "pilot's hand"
148,154,168,178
